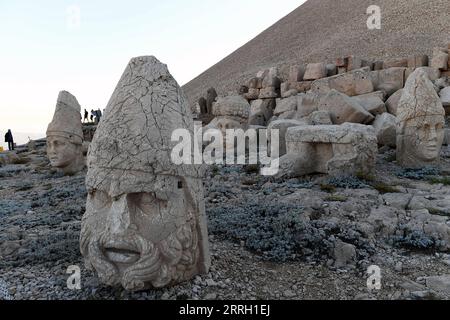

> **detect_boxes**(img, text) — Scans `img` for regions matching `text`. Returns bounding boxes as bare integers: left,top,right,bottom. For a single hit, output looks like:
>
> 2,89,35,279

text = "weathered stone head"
80,56,210,291
208,95,250,137
396,68,445,168
46,91,85,175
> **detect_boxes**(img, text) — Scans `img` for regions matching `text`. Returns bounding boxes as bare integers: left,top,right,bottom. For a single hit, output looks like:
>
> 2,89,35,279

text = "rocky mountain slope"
183,0,450,106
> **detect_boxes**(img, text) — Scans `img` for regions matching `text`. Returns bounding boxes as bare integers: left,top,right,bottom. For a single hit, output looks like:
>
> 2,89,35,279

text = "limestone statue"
396,68,445,168
46,91,85,175
80,56,210,291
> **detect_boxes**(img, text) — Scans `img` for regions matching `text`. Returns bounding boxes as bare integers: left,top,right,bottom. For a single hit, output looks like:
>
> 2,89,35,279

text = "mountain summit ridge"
182,0,450,106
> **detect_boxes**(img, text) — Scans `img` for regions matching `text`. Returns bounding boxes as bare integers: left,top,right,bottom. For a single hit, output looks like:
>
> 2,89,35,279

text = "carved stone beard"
81,220,198,291
80,177,204,291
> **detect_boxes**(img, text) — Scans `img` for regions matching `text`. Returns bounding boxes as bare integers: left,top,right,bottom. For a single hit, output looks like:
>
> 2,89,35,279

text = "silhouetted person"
96,109,102,123
4,129,14,151
90,109,95,123
84,109,89,123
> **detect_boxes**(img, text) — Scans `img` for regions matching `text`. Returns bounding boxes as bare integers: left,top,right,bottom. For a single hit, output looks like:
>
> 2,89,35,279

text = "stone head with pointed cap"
80,56,210,291
396,68,445,168
46,91,85,175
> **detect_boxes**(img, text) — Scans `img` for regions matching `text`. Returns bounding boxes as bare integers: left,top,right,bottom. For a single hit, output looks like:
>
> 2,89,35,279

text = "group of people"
83,109,103,124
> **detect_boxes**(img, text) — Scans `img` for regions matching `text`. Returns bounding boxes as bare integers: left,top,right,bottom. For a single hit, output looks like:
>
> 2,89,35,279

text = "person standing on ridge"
84,109,89,123
4,129,14,151
96,108,102,123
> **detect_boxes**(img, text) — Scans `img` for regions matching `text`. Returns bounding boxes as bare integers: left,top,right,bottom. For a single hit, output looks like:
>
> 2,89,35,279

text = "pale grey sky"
0,0,305,147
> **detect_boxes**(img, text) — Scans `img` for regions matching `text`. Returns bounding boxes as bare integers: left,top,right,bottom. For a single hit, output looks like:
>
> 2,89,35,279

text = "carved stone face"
215,117,245,137
401,115,445,162
47,135,83,172
81,174,202,291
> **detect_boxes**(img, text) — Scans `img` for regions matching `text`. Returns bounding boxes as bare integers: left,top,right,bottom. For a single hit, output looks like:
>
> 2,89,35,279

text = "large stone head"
396,68,445,168
80,56,210,291
209,95,250,137
46,91,84,175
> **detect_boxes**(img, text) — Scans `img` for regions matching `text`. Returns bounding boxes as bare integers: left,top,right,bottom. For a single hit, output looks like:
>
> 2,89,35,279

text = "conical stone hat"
397,68,445,126
86,56,203,197
46,91,83,144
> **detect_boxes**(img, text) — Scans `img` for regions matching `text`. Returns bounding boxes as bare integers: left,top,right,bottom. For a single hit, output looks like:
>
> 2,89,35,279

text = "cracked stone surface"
80,56,210,291
277,123,378,178
396,68,445,168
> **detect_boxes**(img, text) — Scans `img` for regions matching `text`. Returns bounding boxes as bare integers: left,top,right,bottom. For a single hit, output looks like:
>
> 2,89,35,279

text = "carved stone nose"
108,195,131,234
429,127,437,140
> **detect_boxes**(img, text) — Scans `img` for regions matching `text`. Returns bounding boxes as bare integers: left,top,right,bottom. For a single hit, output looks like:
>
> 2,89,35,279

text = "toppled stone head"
396,68,445,168
46,91,85,175
208,95,250,137
80,56,210,291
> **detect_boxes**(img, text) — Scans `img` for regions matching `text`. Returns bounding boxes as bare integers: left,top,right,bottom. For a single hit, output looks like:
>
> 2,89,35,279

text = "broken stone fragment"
373,61,384,71
318,90,374,125
308,110,332,125
425,276,450,296
198,97,208,114
304,63,327,80
431,47,449,71
385,89,403,115
268,119,307,156
383,58,408,69
370,67,406,96
291,81,313,93
295,92,319,118
335,57,348,68
373,113,397,147
440,87,450,108
262,67,281,89
249,99,275,126
367,206,399,237
206,87,218,114
352,94,386,116
244,88,260,100
311,67,374,97
239,85,249,95
248,77,263,89
259,87,279,99
288,65,306,82
413,67,441,81
274,96,297,116
347,56,363,71
277,123,377,178
280,83,298,98
326,64,337,77
333,241,357,268
407,55,429,68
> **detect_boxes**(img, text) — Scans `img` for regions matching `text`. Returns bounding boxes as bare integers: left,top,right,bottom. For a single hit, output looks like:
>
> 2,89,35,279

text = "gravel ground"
0,143,450,300
183,0,450,107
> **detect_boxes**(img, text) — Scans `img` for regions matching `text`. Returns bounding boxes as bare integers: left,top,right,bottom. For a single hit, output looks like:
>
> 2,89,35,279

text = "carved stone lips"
103,241,141,264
